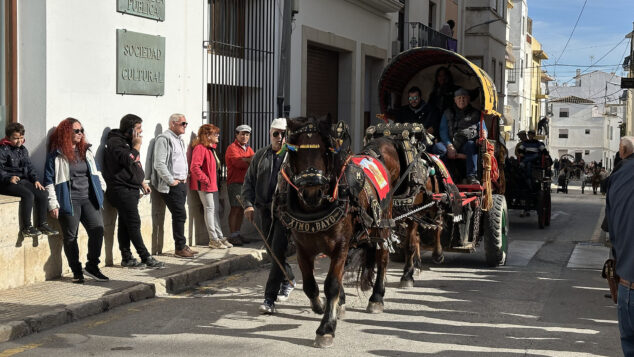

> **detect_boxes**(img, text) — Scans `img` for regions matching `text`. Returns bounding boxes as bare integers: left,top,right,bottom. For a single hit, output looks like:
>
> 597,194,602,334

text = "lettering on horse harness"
278,204,347,233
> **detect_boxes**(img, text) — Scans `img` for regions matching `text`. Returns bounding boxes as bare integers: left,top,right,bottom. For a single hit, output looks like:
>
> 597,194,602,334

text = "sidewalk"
0,243,267,343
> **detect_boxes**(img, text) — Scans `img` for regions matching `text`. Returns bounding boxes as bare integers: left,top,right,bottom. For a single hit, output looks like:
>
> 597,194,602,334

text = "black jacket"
0,139,38,184
102,129,145,190
242,146,286,210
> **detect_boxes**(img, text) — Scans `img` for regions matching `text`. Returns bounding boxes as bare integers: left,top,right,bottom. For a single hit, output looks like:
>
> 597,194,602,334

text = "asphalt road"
0,188,620,356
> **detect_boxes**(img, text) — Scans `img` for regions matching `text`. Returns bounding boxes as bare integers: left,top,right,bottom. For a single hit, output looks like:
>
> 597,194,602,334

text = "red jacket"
225,140,254,184
189,144,219,192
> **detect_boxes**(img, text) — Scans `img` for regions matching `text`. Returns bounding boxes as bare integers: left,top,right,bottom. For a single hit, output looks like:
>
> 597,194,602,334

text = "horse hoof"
337,304,346,319
310,297,325,315
399,279,414,289
432,254,445,264
366,301,384,314
313,334,334,348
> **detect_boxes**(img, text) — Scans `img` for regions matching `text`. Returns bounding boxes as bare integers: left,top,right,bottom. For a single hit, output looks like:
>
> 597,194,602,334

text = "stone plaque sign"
116,29,165,96
117,0,165,21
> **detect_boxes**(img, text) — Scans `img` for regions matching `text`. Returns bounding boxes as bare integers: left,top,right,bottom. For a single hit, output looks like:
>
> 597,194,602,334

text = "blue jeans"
619,284,634,356
460,140,478,177
430,142,447,157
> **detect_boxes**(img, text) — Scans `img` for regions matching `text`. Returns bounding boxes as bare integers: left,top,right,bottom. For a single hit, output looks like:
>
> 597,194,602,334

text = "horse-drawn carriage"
504,151,552,228
270,46,511,347
375,47,509,272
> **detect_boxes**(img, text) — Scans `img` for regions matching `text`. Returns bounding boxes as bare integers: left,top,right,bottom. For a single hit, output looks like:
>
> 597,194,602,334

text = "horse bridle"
282,121,350,206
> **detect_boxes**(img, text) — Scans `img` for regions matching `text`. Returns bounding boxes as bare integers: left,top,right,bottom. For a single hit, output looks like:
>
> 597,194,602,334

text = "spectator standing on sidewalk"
44,118,108,284
151,113,198,259
0,123,58,238
190,124,232,249
224,124,254,246
605,136,634,356
242,118,295,314
102,114,164,269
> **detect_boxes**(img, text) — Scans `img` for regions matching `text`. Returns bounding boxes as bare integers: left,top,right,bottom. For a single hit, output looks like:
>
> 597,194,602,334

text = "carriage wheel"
544,192,552,226
537,190,546,229
483,194,508,267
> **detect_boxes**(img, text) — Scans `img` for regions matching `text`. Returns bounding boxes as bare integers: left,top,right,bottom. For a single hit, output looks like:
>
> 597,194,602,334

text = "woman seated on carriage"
433,87,486,185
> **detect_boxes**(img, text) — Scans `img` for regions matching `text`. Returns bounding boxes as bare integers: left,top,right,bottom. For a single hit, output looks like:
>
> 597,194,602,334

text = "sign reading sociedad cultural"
117,0,165,21
116,29,165,96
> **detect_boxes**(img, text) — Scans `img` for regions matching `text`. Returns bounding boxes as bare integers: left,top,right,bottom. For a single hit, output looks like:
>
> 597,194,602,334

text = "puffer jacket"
0,138,39,184
43,147,107,216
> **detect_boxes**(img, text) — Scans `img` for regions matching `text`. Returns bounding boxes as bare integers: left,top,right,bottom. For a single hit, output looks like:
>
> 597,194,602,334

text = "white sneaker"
208,240,227,249
277,280,296,301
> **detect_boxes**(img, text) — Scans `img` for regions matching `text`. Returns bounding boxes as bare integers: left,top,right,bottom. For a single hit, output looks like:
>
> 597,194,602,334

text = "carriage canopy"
378,47,500,117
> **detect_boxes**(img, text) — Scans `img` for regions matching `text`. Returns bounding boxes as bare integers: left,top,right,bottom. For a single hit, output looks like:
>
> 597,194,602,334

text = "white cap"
270,118,287,130
235,124,251,133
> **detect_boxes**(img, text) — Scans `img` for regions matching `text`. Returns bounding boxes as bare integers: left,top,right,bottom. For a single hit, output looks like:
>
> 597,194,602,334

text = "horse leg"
337,286,346,319
314,247,348,348
400,221,420,288
367,244,389,314
297,249,323,314
431,211,445,264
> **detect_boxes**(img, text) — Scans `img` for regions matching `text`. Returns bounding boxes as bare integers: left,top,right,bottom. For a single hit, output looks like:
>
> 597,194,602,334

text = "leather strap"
619,278,634,289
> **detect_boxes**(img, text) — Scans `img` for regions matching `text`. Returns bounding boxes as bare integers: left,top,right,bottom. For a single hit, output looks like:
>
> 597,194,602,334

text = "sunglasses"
73,128,85,134
272,131,285,138
408,96,419,101
180,122,189,127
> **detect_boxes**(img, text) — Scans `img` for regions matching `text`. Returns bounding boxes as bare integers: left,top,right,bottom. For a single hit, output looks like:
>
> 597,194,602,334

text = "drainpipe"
277,0,292,118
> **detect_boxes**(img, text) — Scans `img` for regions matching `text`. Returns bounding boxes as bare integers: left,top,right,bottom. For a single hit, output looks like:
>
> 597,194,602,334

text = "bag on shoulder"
601,258,619,304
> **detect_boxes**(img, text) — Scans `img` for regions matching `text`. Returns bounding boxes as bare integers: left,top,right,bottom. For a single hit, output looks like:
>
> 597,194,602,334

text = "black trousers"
0,180,48,229
260,207,295,302
58,199,104,274
106,186,150,261
159,183,187,251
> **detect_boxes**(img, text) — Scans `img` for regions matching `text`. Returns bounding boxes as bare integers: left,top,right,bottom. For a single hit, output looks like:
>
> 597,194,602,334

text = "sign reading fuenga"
116,29,165,96
117,0,165,21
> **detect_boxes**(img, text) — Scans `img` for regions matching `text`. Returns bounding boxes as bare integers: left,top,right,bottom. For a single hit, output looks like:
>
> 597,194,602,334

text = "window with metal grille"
559,108,569,118
205,0,276,173
559,129,568,139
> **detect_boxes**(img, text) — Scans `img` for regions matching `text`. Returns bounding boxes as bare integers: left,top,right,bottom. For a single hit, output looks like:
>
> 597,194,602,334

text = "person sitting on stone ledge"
0,122,58,238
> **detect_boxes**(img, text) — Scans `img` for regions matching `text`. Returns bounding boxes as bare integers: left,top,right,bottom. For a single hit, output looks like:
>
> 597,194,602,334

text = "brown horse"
274,115,399,348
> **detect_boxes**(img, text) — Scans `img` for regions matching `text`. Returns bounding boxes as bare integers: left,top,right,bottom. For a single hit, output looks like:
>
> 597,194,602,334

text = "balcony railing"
401,22,457,52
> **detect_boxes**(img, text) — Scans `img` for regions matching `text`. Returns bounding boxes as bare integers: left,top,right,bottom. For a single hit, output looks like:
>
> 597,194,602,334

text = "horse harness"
274,120,395,246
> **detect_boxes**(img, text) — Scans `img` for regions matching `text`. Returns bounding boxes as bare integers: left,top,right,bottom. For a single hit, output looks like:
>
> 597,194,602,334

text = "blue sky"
529,0,634,85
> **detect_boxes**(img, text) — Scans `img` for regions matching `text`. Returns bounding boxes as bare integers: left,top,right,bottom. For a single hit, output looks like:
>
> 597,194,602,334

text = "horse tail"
345,244,376,292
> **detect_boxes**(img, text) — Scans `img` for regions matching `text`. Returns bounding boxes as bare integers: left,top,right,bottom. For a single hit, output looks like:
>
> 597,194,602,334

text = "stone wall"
0,184,257,290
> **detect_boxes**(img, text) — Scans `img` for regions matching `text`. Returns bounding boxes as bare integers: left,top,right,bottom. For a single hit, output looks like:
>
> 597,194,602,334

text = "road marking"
567,243,609,269
0,344,41,357
550,210,569,221
506,240,545,266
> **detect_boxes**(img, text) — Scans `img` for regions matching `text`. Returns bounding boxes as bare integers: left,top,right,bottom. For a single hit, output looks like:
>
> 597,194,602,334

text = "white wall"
289,0,397,151
18,1,204,176
550,102,619,169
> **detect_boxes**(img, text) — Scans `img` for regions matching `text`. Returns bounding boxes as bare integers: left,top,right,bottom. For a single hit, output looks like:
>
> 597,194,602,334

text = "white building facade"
549,100,621,170
506,0,530,151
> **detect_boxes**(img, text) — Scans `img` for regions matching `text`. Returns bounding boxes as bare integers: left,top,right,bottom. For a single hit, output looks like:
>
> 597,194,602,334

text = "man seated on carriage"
516,130,547,184
393,86,432,125
437,87,486,185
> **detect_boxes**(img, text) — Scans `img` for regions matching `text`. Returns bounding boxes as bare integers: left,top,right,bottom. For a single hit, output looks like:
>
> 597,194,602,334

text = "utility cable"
553,0,588,77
